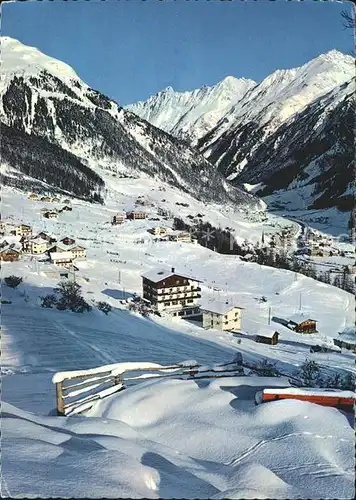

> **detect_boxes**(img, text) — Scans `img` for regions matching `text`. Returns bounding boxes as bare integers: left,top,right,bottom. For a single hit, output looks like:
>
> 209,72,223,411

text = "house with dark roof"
142,267,202,318
287,313,318,333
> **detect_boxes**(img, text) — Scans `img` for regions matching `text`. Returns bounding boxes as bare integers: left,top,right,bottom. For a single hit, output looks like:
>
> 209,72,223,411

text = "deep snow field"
1,181,355,499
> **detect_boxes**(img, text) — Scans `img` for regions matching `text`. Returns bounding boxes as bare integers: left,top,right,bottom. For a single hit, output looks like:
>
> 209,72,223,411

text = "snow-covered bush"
4,275,23,288
295,359,322,387
97,301,112,315
40,294,57,308
252,358,279,377
54,281,91,313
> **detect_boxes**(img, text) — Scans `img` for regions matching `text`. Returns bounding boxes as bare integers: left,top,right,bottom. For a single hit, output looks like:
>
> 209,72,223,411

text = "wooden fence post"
56,382,65,416
114,374,123,386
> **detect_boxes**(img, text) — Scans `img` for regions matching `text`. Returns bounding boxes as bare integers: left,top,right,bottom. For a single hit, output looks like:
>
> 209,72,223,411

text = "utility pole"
268,307,271,325
299,293,302,311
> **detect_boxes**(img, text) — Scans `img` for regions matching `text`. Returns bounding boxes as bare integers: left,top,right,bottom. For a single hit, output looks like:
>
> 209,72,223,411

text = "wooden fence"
53,361,244,416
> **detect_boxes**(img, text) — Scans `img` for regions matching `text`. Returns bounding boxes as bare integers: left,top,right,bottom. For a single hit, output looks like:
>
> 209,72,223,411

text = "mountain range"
0,37,259,209
127,50,354,213
0,36,353,219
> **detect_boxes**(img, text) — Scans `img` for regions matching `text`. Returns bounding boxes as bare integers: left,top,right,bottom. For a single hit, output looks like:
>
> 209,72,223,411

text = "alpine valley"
128,50,355,224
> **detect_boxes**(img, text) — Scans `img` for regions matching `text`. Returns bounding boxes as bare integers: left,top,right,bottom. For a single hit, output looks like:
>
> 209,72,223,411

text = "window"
166,301,171,306
187,299,193,303
176,280,180,285
172,300,178,305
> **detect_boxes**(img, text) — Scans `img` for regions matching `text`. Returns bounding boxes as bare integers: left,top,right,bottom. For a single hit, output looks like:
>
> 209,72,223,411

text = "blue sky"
2,0,353,105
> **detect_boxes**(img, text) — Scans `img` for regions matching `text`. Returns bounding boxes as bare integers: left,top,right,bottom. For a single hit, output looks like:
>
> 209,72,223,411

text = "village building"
15,224,32,237
126,211,148,220
50,251,74,268
142,267,202,318
0,239,9,249
255,326,279,345
40,196,52,202
333,326,356,352
36,232,56,244
40,208,51,214
60,237,76,246
168,230,196,243
27,238,49,254
68,245,86,259
0,221,6,235
148,227,167,236
0,248,21,262
62,199,71,204
61,205,72,212
43,211,58,220
28,193,38,200
202,302,243,331
51,197,60,203
111,213,126,225
287,313,318,333
45,245,67,257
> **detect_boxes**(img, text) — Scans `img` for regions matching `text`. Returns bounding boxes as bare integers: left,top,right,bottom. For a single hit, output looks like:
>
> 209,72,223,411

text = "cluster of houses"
147,227,197,244
140,267,326,345
28,193,71,204
297,229,354,258
40,205,72,220
0,221,86,271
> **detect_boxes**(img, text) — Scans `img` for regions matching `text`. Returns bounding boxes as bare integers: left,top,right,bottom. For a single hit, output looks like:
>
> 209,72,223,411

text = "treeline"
1,122,104,204
173,217,355,294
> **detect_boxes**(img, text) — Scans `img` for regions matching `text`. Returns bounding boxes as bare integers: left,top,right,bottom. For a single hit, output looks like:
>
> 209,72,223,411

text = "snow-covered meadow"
1,183,355,498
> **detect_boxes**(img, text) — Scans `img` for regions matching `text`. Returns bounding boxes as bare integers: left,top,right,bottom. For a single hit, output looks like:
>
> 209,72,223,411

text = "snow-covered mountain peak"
126,76,255,142
1,36,79,82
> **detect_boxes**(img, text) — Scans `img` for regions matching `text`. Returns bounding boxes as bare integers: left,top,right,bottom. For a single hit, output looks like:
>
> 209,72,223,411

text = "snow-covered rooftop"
202,301,243,315
264,387,355,398
50,251,73,260
142,268,202,283
256,326,278,338
288,313,317,324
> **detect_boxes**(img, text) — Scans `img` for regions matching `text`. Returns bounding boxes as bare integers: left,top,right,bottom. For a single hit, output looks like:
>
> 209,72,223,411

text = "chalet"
36,232,56,244
287,313,318,333
0,239,9,249
62,199,71,204
51,197,60,203
111,213,126,225
50,251,74,268
60,237,76,246
126,211,147,220
148,227,167,236
0,248,21,262
255,327,279,345
333,326,356,351
142,267,202,318
43,211,58,220
27,238,49,254
46,244,67,256
69,245,86,259
61,205,72,212
40,196,52,202
15,224,32,237
168,231,195,243
28,193,38,200
0,221,5,235
40,208,51,214
202,302,243,331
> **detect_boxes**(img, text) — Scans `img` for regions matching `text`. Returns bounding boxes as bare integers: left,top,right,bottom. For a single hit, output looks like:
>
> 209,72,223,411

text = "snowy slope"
1,186,355,498
0,37,259,209
126,76,255,143
2,378,354,499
